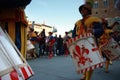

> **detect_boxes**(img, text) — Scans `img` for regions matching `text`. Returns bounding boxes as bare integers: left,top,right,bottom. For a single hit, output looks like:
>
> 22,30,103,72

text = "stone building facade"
92,0,120,18
91,0,120,25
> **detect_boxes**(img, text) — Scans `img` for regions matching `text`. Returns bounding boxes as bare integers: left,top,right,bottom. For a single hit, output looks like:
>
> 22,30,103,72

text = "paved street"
27,55,120,80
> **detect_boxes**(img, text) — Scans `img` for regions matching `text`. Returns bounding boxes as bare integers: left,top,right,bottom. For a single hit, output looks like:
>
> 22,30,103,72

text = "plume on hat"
85,0,94,6
85,0,94,10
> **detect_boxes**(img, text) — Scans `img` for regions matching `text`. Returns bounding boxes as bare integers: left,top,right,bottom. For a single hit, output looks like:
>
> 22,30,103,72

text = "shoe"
54,54,57,56
48,53,53,59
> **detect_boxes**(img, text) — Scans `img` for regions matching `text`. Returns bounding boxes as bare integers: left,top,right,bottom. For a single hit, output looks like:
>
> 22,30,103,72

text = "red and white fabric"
0,65,34,80
67,33,104,74
101,38,120,60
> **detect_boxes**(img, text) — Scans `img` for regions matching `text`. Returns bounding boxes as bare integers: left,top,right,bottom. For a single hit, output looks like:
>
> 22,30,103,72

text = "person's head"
79,4,92,17
34,31,39,36
29,27,34,33
48,32,53,35
43,29,45,31
59,35,61,38
65,32,68,35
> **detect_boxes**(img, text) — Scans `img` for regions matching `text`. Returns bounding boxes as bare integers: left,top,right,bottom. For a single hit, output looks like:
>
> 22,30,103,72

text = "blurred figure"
72,2,104,80
38,29,46,57
99,18,113,73
28,28,37,45
46,32,55,59
27,27,37,59
111,22,120,45
34,31,40,58
57,35,64,55
53,34,58,56
63,32,71,56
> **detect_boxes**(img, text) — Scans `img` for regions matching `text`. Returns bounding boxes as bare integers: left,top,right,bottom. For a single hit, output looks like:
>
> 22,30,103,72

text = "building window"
114,0,119,8
114,0,117,4
103,0,109,7
93,1,99,8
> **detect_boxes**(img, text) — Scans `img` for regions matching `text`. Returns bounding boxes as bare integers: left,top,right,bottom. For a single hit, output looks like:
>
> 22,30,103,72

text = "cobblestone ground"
27,55,120,80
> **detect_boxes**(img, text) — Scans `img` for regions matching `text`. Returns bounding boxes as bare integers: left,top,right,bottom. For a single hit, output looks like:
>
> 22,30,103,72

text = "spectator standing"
39,29,46,56
63,32,71,56
57,35,64,55
28,27,37,58
34,31,40,58
53,34,58,56
46,32,55,59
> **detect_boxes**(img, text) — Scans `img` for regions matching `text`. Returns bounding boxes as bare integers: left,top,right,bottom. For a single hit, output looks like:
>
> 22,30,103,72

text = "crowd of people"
27,28,71,59
26,1,120,80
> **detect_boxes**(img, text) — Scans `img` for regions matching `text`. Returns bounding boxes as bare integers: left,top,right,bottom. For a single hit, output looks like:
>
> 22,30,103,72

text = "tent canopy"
0,0,32,8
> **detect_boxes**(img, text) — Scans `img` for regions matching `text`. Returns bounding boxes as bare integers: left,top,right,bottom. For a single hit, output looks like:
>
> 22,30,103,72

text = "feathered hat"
79,0,94,14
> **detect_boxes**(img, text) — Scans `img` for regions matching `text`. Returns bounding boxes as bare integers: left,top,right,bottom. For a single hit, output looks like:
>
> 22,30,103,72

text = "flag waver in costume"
72,2,104,80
